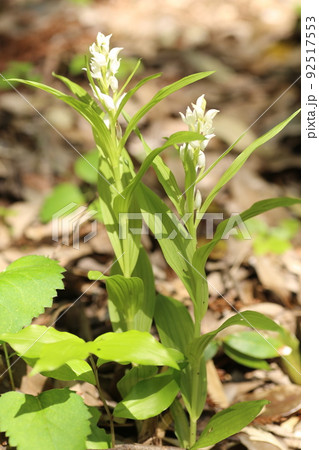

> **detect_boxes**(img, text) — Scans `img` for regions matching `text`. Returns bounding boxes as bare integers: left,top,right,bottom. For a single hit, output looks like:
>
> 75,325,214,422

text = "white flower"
197,151,206,170
179,95,219,169
194,189,202,210
88,33,122,89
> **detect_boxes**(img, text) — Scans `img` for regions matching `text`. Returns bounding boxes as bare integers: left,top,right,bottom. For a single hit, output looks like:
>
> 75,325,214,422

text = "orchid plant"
0,33,301,450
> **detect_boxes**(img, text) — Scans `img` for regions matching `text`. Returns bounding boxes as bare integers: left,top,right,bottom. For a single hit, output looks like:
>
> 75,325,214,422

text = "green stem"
3,343,15,391
281,349,301,385
90,355,115,447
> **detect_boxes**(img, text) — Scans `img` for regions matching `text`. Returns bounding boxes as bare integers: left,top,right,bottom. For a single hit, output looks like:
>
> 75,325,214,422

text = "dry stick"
89,355,115,447
3,343,15,391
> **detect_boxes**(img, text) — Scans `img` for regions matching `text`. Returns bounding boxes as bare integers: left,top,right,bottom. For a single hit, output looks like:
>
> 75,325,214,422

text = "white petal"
197,151,206,169
194,190,202,210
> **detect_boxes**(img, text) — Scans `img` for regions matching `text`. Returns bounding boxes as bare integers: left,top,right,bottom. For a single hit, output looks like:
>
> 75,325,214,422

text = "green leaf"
115,72,162,121
198,109,301,220
187,311,283,364
40,182,86,223
154,294,194,353
191,400,269,449
0,325,94,376
86,407,112,449
114,131,204,219
131,247,156,332
32,339,93,374
180,356,207,422
223,345,271,370
117,366,158,398
53,73,101,115
74,149,100,184
88,272,144,332
40,360,95,384
137,183,208,322
193,197,301,273
98,155,140,277
114,370,180,420
0,389,91,450
94,330,184,369
0,256,64,334
224,331,285,359
121,71,214,147
170,400,190,448
121,113,184,216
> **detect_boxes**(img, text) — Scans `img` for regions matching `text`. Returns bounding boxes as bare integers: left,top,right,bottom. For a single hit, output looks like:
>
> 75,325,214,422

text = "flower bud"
194,189,202,210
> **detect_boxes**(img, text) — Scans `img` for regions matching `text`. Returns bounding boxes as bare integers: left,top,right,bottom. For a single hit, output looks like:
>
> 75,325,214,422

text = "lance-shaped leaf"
0,389,91,450
120,71,215,147
193,197,301,274
154,294,194,353
114,131,204,219
110,246,156,332
98,154,141,277
88,272,144,332
117,366,158,398
197,109,301,222
115,71,162,121
0,256,64,334
94,330,184,369
114,370,180,420
187,311,283,364
223,344,271,370
137,183,208,321
53,73,103,115
170,400,190,449
191,400,269,449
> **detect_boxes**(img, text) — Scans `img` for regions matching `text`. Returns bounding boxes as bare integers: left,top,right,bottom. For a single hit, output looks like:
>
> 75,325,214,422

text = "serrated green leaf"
117,366,158,398
191,400,269,449
114,370,180,420
0,389,91,450
223,344,271,370
94,330,184,369
154,294,194,353
40,182,86,223
0,256,64,334
198,109,301,221
86,407,112,449
74,149,100,184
